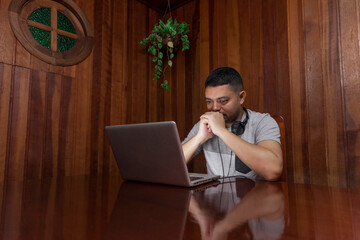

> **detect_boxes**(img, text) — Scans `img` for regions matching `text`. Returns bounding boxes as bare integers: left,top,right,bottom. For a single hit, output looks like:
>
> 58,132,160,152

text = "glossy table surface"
0,176,359,240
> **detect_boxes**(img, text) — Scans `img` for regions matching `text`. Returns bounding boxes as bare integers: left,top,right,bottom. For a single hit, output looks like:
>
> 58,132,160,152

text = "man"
182,67,283,181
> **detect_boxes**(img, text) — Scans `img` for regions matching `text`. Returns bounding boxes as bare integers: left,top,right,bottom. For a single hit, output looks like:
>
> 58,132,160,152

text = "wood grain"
43,73,61,178
25,70,46,179
147,9,160,123
0,64,11,181
0,1,14,65
287,0,307,183
7,67,30,180
338,0,360,188
0,0,359,187
60,75,76,177
320,0,347,186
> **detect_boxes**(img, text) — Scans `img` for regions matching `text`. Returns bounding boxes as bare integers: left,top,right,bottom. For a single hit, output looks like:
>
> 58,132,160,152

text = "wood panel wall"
0,0,359,187
190,0,360,187
0,0,199,182
194,0,293,176
287,0,360,187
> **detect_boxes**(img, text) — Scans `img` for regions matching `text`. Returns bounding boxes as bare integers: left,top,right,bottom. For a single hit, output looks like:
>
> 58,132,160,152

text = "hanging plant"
140,17,190,90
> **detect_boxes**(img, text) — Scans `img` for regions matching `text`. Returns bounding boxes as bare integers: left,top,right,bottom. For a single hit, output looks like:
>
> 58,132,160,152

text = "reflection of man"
189,179,285,240
182,67,283,180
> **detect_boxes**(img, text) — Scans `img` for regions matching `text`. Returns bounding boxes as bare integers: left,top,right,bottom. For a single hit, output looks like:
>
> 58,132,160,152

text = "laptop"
105,121,220,187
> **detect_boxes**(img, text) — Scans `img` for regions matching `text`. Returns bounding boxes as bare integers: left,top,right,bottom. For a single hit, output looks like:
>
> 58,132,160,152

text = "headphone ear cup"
231,107,249,136
237,122,245,135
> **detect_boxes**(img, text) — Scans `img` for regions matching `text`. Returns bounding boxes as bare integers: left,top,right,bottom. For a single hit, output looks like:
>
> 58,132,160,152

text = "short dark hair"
205,67,243,92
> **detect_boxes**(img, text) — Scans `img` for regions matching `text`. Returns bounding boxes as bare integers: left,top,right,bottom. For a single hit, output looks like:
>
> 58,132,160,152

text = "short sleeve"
254,114,281,145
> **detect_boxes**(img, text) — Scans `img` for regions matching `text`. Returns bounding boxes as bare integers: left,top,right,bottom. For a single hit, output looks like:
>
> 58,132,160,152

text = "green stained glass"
57,12,76,34
29,26,51,49
28,8,51,26
57,35,76,52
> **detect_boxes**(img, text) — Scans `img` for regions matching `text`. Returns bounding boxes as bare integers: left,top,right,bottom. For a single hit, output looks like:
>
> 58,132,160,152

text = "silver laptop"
105,121,220,187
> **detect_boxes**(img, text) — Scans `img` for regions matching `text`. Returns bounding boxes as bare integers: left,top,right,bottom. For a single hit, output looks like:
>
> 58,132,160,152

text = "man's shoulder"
247,109,274,123
246,108,280,144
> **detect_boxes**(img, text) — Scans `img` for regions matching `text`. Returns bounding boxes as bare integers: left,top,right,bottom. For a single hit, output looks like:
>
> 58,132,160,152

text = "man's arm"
213,182,284,238
201,112,283,181
182,119,214,163
216,131,282,180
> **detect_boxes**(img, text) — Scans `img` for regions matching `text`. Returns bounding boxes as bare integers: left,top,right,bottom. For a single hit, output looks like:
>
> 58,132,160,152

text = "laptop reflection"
106,181,191,240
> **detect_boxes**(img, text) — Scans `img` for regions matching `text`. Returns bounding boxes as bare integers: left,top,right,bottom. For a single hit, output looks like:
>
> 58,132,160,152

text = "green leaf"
181,35,188,41
182,42,190,51
154,26,162,33
168,60,173,67
157,36,162,42
158,52,163,59
158,60,163,66
140,38,149,45
167,41,174,48
161,80,170,90
182,46,189,51
152,57,157,62
148,46,156,55
149,34,155,41
158,43,162,49
170,53,174,59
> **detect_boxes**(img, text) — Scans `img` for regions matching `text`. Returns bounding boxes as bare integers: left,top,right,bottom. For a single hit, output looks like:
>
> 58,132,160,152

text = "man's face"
205,84,246,124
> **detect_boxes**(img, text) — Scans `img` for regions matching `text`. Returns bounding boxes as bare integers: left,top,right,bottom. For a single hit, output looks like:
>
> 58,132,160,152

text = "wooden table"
0,176,359,239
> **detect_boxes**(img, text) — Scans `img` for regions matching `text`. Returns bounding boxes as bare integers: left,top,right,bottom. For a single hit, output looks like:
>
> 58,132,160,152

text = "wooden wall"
0,0,199,182
185,0,360,188
287,0,360,187
0,0,359,187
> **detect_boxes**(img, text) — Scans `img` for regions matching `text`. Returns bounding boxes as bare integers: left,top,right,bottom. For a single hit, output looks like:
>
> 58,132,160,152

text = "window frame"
8,0,94,66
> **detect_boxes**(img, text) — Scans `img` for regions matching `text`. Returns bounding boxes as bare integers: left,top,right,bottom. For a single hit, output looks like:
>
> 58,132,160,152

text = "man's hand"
182,117,215,163
200,112,226,136
197,118,215,143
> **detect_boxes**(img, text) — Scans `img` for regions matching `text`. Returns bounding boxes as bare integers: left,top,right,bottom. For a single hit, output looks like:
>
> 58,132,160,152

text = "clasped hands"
198,112,226,141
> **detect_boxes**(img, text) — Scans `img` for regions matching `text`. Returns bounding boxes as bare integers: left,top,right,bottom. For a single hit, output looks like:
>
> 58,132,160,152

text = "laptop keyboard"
190,176,203,181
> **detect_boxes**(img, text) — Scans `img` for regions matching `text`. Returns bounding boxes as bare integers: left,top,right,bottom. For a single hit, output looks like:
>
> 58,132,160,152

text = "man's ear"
239,90,246,104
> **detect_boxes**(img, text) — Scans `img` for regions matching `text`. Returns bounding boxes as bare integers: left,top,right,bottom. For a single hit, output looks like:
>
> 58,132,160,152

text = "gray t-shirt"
182,109,280,179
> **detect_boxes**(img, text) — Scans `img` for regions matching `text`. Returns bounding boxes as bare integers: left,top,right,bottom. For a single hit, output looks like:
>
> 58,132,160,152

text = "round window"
8,0,94,66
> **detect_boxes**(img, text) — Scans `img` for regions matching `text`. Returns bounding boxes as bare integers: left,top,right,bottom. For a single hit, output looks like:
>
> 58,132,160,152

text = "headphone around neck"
231,107,249,136
219,107,249,177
